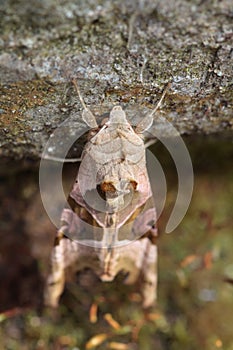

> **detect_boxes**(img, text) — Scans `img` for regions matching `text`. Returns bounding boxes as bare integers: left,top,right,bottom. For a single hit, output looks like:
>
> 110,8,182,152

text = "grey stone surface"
0,0,232,159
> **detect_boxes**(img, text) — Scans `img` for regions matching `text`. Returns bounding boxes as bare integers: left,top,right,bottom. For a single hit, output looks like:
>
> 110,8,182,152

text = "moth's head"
109,106,129,125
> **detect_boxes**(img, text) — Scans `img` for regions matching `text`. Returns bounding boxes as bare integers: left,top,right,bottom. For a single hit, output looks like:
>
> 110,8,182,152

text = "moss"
0,79,57,134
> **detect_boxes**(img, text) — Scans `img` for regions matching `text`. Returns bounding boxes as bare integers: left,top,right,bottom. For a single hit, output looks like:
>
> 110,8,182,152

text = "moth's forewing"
60,108,157,246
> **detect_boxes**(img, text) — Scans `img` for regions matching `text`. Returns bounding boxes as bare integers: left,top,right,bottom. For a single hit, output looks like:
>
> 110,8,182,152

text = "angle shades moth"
44,82,168,308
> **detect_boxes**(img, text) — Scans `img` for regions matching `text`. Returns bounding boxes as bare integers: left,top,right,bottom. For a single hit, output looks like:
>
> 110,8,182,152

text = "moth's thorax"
84,114,144,169
109,105,128,124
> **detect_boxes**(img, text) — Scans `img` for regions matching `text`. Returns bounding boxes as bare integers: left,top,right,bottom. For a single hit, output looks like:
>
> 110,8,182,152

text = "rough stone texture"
0,0,232,159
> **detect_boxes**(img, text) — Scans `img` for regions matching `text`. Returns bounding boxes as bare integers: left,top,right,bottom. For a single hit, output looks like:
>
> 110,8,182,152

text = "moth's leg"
44,234,67,307
140,240,158,308
120,238,157,308
121,239,148,285
72,79,98,128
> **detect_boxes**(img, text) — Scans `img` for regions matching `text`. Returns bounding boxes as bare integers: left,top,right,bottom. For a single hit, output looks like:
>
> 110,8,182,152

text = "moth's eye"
100,182,116,193
128,180,137,191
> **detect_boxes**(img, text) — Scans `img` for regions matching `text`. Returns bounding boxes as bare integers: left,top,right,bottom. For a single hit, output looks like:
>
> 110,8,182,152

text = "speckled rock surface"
0,0,232,159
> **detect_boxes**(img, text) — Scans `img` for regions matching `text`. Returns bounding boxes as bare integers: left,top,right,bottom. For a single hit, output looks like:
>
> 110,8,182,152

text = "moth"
44,81,168,308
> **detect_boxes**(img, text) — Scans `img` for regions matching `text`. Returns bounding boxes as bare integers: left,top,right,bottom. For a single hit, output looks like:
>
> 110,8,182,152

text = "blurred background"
0,136,232,350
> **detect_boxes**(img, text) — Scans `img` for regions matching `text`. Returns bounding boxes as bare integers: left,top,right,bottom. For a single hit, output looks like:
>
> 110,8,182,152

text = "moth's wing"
45,231,104,307
140,238,158,307
66,166,156,245
59,203,104,245
114,237,158,307
131,200,158,241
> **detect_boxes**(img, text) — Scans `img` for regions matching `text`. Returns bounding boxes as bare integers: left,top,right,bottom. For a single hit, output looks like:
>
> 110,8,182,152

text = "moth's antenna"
149,82,171,119
72,79,98,128
127,12,138,50
72,79,88,111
